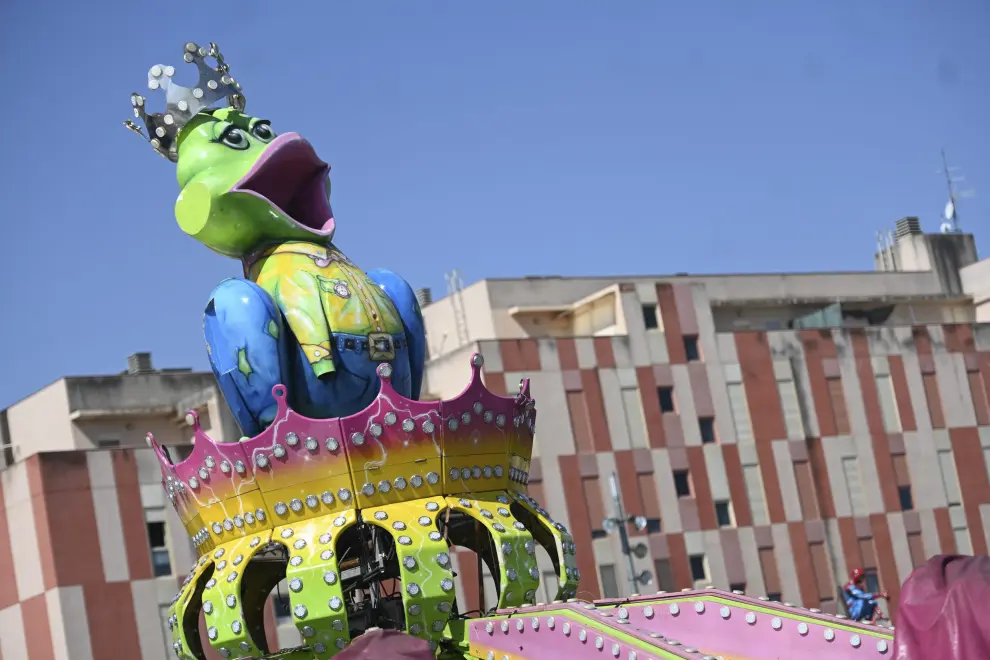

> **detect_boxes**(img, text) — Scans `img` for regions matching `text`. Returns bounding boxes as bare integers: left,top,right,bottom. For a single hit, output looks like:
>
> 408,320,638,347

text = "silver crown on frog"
123,41,245,162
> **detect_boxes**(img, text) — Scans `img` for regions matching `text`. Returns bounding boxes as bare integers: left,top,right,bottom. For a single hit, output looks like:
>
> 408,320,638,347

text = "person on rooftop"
843,567,888,623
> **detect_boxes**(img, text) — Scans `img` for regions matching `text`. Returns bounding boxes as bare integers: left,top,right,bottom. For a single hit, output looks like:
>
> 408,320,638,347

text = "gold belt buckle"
368,332,395,361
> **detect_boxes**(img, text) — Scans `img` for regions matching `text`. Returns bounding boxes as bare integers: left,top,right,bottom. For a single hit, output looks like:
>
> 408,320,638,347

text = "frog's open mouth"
232,132,335,235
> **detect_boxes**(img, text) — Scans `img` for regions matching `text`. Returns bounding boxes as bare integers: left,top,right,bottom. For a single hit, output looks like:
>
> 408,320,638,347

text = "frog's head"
174,107,334,258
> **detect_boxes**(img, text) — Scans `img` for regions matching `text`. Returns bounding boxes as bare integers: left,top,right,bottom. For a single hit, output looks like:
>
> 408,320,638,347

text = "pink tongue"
321,217,335,231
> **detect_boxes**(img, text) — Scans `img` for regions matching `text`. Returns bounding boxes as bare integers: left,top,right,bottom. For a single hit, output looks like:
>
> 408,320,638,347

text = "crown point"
177,100,188,112
471,353,485,368
145,433,154,448
207,80,218,91
185,42,197,53
185,411,204,432
377,363,393,380
192,88,204,99
183,53,194,63
148,79,160,91
164,66,175,77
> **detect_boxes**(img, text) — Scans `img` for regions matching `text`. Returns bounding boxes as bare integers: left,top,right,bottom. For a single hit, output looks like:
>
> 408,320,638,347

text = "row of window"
599,556,751,598
642,305,701,361
657,385,719,443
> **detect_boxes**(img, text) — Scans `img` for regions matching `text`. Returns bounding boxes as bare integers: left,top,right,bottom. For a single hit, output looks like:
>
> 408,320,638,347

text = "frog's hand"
366,269,426,400
203,278,289,436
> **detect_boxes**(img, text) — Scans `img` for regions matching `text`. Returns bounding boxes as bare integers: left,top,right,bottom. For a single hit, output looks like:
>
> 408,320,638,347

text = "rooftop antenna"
886,230,899,270
876,232,890,271
938,149,975,233
445,269,470,349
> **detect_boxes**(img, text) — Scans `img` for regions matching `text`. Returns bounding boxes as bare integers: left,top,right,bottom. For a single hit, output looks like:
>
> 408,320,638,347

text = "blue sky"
0,0,987,408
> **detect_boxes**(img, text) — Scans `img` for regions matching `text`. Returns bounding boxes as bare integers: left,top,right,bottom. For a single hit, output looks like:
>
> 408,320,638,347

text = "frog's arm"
204,278,289,436
366,269,426,400
258,267,336,378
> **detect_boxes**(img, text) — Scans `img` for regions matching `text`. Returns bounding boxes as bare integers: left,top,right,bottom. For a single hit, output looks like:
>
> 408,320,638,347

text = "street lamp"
602,472,653,593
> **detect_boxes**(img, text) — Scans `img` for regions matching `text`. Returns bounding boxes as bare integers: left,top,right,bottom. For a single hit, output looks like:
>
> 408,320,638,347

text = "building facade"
1,219,990,658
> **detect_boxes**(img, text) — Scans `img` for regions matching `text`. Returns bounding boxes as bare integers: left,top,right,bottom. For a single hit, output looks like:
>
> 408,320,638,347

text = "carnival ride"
127,41,987,660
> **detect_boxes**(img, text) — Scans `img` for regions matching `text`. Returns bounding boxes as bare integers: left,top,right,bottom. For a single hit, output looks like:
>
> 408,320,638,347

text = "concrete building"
420,217,990,617
1,218,990,658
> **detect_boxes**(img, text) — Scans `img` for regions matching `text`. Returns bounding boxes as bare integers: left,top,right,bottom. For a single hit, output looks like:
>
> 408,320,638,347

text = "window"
892,454,912,511
714,500,733,527
642,305,659,330
863,571,880,595
766,592,782,602
898,485,914,511
683,335,700,362
729,582,746,593
699,417,717,444
645,518,662,534
658,387,676,413
689,554,707,582
673,470,692,497
273,586,292,621
146,521,172,577
600,564,620,598
97,438,120,448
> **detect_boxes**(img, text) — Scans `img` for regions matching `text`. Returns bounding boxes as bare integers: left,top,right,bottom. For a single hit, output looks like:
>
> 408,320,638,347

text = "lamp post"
602,472,653,594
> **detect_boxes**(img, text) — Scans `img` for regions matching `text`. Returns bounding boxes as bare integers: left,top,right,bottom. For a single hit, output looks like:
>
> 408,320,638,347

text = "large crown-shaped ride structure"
151,355,581,658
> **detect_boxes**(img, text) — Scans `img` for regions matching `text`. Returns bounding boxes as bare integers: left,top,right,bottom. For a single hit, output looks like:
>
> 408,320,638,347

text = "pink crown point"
164,409,252,507
441,353,516,494
441,353,515,459
239,385,351,493
341,363,442,466
509,393,537,464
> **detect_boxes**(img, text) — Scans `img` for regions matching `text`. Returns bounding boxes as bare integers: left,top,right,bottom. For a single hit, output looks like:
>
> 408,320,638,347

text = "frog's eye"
219,126,250,150
251,122,275,143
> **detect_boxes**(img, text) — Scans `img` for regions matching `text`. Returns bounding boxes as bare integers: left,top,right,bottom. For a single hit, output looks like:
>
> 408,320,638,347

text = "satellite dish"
631,543,649,559
633,516,648,532
945,199,956,221
636,570,653,586
940,220,955,234
602,518,619,534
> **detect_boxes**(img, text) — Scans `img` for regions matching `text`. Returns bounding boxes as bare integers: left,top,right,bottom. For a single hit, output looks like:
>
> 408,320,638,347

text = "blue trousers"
203,278,412,437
